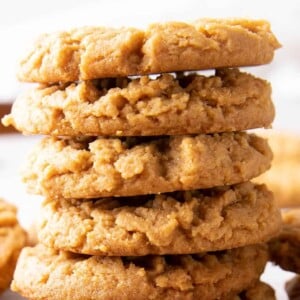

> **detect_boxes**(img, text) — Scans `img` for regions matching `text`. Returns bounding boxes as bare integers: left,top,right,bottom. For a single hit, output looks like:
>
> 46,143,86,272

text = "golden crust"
12,244,268,300
17,19,280,83
38,182,281,256
3,69,274,136
22,132,272,198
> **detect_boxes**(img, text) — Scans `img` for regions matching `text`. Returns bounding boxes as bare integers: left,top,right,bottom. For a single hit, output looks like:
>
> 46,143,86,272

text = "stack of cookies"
2,19,281,299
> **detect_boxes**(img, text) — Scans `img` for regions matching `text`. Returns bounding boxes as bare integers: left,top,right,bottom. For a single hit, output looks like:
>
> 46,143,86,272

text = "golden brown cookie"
269,209,300,273
22,132,272,198
2,69,274,136
12,244,268,300
0,199,27,294
256,131,300,208
17,18,280,83
38,182,280,256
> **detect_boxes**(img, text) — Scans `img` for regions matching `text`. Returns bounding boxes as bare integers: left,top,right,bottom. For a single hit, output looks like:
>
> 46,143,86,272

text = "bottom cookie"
269,209,300,273
0,199,27,294
12,244,267,300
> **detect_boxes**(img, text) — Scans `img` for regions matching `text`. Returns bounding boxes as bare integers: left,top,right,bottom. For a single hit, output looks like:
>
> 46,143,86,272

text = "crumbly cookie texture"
256,131,300,208
268,209,300,273
0,199,27,294
2,69,274,136
11,244,267,300
38,182,281,256
17,18,280,83
22,132,272,199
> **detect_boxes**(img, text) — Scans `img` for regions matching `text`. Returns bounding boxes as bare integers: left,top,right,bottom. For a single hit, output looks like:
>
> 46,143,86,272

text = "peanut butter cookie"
22,132,272,198
0,199,26,294
2,69,274,136
269,209,300,273
38,182,280,256
12,244,268,300
17,19,280,83
256,131,300,208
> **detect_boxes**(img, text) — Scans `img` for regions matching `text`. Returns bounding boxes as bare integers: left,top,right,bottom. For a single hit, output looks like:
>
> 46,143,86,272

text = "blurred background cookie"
269,209,300,273
0,199,26,294
256,131,300,208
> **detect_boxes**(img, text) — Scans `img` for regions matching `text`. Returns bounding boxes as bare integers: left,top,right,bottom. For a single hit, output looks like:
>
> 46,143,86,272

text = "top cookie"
18,18,280,83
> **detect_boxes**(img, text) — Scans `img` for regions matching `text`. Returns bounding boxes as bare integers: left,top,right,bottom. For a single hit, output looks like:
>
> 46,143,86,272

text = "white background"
0,0,299,299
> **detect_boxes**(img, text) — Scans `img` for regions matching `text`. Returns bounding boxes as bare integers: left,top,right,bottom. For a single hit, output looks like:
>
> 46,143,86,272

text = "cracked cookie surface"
3,69,274,136
17,19,280,83
38,182,281,256
12,244,267,300
22,132,272,198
